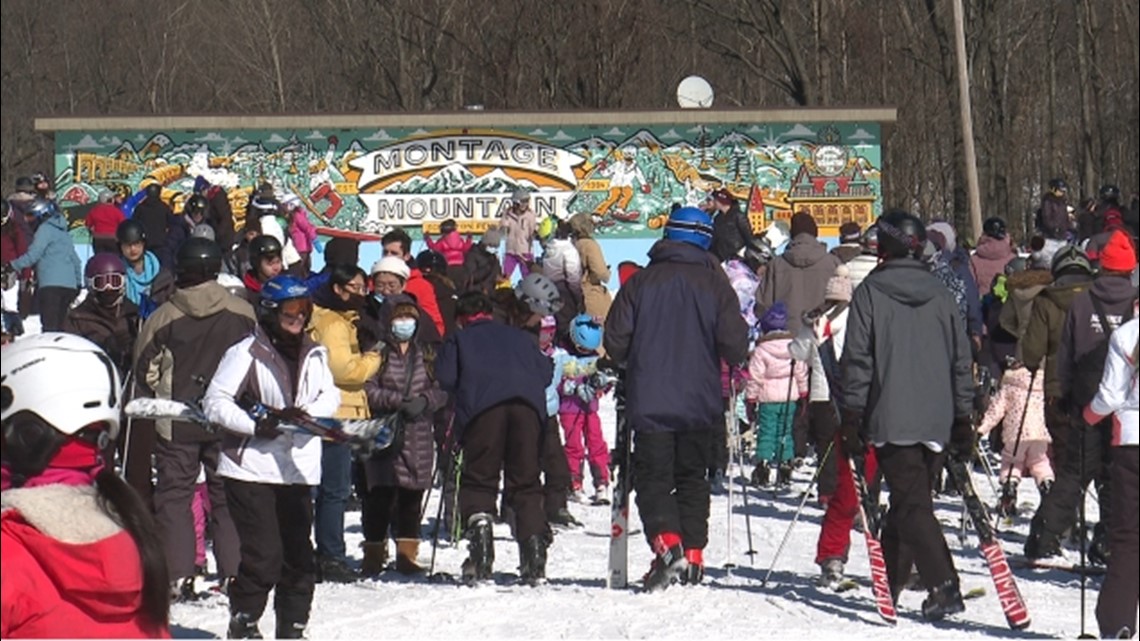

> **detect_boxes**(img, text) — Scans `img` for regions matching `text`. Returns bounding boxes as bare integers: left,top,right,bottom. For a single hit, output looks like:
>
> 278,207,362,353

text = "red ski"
947,457,1032,630
849,456,897,626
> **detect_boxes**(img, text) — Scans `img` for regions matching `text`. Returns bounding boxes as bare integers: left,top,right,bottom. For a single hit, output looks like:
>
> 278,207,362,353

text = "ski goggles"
88,272,126,292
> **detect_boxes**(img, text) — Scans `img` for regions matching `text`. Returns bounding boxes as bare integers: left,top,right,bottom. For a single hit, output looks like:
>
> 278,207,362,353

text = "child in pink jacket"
282,194,319,275
424,219,474,267
977,358,1054,517
745,302,808,487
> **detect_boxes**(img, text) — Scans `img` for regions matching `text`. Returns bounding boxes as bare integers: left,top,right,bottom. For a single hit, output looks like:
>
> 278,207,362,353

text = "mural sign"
46,113,887,240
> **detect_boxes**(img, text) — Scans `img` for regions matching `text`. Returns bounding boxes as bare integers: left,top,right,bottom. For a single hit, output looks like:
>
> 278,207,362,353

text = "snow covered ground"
167,394,1103,640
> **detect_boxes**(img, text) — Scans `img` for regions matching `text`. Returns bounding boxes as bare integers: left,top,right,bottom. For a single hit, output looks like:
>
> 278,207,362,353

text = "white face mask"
391,318,417,341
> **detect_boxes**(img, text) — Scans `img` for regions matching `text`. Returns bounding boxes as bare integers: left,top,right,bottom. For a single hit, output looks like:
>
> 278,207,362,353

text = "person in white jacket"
1081,310,1139,639
202,274,340,640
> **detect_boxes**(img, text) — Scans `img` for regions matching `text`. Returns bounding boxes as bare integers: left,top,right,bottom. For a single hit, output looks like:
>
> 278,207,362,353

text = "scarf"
124,251,161,306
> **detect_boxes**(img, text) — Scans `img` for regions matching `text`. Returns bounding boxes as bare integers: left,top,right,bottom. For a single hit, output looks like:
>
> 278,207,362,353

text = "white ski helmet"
1,332,123,439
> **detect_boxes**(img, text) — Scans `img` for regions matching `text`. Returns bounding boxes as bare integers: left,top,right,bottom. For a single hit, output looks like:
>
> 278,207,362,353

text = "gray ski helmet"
741,239,773,270
1003,256,1028,276
515,272,563,316
1050,245,1092,277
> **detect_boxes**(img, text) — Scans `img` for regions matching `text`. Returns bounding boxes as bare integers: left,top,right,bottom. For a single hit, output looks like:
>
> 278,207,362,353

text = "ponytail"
94,469,170,631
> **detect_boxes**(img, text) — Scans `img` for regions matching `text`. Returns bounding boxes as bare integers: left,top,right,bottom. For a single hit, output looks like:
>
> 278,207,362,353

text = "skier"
1079,292,1138,639
2,334,170,638
132,181,174,268
756,211,841,335
557,314,614,504
435,291,554,585
134,237,254,601
202,275,341,639
308,263,380,583
1037,178,1071,241
416,250,459,336
424,218,474,288
541,218,584,339
282,194,319,277
839,210,974,620
593,149,649,222
241,234,286,303
976,357,1055,517
745,302,809,487
830,222,863,264
568,212,612,321
361,299,448,575
1026,229,1138,562
538,314,582,528
461,228,503,295
63,253,141,376
970,217,1016,298
4,198,81,332
603,206,749,590
846,225,880,291
116,219,176,320
500,189,537,279
709,188,755,263
85,189,126,254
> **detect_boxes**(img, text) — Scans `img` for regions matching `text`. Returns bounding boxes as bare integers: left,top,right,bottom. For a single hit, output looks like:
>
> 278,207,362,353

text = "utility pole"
952,0,983,241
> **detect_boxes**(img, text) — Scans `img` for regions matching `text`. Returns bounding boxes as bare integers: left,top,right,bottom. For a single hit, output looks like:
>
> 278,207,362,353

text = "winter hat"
371,255,410,280
927,222,957,253
760,301,789,334
839,221,862,243
1099,229,1138,273
482,227,502,247
193,176,211,194
789,212,818,238
825,264,853,303
323,237,359,268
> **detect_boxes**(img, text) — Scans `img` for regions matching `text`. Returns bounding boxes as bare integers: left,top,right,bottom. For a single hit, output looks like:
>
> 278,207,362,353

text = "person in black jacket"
132,182,174,269
709,189,755,263
435,292,554,585
604,206,750,590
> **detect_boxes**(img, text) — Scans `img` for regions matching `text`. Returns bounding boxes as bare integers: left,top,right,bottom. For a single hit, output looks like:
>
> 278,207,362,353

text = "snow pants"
633,429,712,551
542,416,572,517
816,433,879,565
1098,446,1139,638
876,443,958,595
1032,417,1113,546
999,439,1054,485
225,480,316,622
560,410,610,491
755,401,796,464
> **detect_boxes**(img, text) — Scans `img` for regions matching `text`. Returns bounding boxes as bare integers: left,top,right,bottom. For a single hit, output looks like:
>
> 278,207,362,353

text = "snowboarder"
603,206,749,590
202,275,341,639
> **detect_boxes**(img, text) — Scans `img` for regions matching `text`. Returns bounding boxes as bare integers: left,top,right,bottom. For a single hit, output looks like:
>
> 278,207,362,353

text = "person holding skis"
839,210,974,620
202,275,340,639
603,206,749,590
1,334,170,638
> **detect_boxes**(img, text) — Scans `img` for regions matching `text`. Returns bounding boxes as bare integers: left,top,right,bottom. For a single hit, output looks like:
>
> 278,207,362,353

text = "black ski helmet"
983,217,1007,240
875,210,926,260
741,239,773,270
176,237,223,279
249,234,283,264
116,219,147,245
183,194,209,220
1099,184,1121,204
415,249,447,274
1047,178,1068,197
144,182,163,200
860,225,879,255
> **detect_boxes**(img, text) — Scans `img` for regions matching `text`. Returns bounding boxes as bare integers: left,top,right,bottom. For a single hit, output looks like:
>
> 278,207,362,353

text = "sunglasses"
89,272,125,292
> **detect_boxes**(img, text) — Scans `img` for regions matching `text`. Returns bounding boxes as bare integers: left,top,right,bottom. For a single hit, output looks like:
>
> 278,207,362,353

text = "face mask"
94,289,124,308
391,318,417,341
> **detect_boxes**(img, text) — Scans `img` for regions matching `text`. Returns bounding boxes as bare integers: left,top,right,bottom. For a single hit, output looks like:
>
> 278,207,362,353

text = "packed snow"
167,394,1101,640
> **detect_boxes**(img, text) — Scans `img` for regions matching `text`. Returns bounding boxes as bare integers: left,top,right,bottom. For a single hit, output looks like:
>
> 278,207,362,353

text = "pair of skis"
123,397,400,452
606,371,632,589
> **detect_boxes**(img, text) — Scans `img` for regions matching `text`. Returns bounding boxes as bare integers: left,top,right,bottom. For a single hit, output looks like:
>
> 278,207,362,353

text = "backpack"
1070,294,1136,406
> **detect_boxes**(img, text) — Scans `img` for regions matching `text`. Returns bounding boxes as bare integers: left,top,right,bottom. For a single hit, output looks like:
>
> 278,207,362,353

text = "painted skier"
309,135,344,221
594,148,650,223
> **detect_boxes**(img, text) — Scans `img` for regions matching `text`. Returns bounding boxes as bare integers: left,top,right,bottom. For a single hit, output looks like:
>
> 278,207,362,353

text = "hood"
864,259,942,307
974,235,1015,261
781,234,831,268
568,213,595,239
170,280,237,318
757,333,794,350
647,238,719,269
38,213,69,233
1089,273,1139,306
1038,279,1090,309
1,485,144,619
1005,268,1053,291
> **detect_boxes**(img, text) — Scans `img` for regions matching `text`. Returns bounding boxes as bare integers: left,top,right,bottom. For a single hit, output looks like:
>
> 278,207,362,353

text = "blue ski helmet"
569,314,603,352
260,275,310,308
27,198,60,221
663,206,714,250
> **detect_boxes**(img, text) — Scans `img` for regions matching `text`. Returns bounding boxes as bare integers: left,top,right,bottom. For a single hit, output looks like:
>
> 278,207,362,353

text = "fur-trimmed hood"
2,484,122,543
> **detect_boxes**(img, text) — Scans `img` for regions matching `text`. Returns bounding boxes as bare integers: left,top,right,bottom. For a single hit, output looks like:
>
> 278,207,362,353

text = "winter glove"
400,395,429,419
949,415,975,459
595,356,619,372
561,378,578,397
576,383,598,405
277,406,311,425
839,408,866,457
255,418,282,439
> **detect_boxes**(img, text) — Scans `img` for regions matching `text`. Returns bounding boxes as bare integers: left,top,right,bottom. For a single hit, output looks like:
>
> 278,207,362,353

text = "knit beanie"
323,237,360,268
789,212,818,238
1100,229,1139,273
927,222,957,253
825,264,853,303
760,301,789,333
838,221,861,243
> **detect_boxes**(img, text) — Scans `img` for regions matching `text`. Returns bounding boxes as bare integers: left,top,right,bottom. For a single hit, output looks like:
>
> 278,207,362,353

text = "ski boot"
998,480,1018,519
548,507,584,529
1037,479,1052,499
709,469,727,495
227,612,263,639
518,533,549,586
776,462,794,488
1088,523,1110,566
172,576,199,603
921,579,966,621
461,513,495,585
681,548,704,586
275,614,307,640
750,462,770,488
1024,515,1062,559
816,558,845,588
642,532,687,593
593,484,612,506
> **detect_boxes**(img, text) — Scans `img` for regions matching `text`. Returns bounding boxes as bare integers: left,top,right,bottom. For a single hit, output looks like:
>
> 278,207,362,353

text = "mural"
51,121,883,240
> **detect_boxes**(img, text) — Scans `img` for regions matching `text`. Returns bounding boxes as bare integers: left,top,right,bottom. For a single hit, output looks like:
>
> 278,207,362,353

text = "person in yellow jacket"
307,263,382,582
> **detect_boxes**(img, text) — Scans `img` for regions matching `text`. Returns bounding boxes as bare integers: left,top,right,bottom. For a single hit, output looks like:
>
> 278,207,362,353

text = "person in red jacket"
1,333,170,639
381,228,446,335
85,189,126,254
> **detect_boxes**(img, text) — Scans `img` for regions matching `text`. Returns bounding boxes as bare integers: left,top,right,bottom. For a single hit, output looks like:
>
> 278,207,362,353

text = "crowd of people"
1,172,1138,639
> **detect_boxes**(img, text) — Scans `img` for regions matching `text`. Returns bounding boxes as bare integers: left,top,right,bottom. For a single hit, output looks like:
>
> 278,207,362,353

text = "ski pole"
761,439,833,587
737,402,758,563
725,378,737,574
